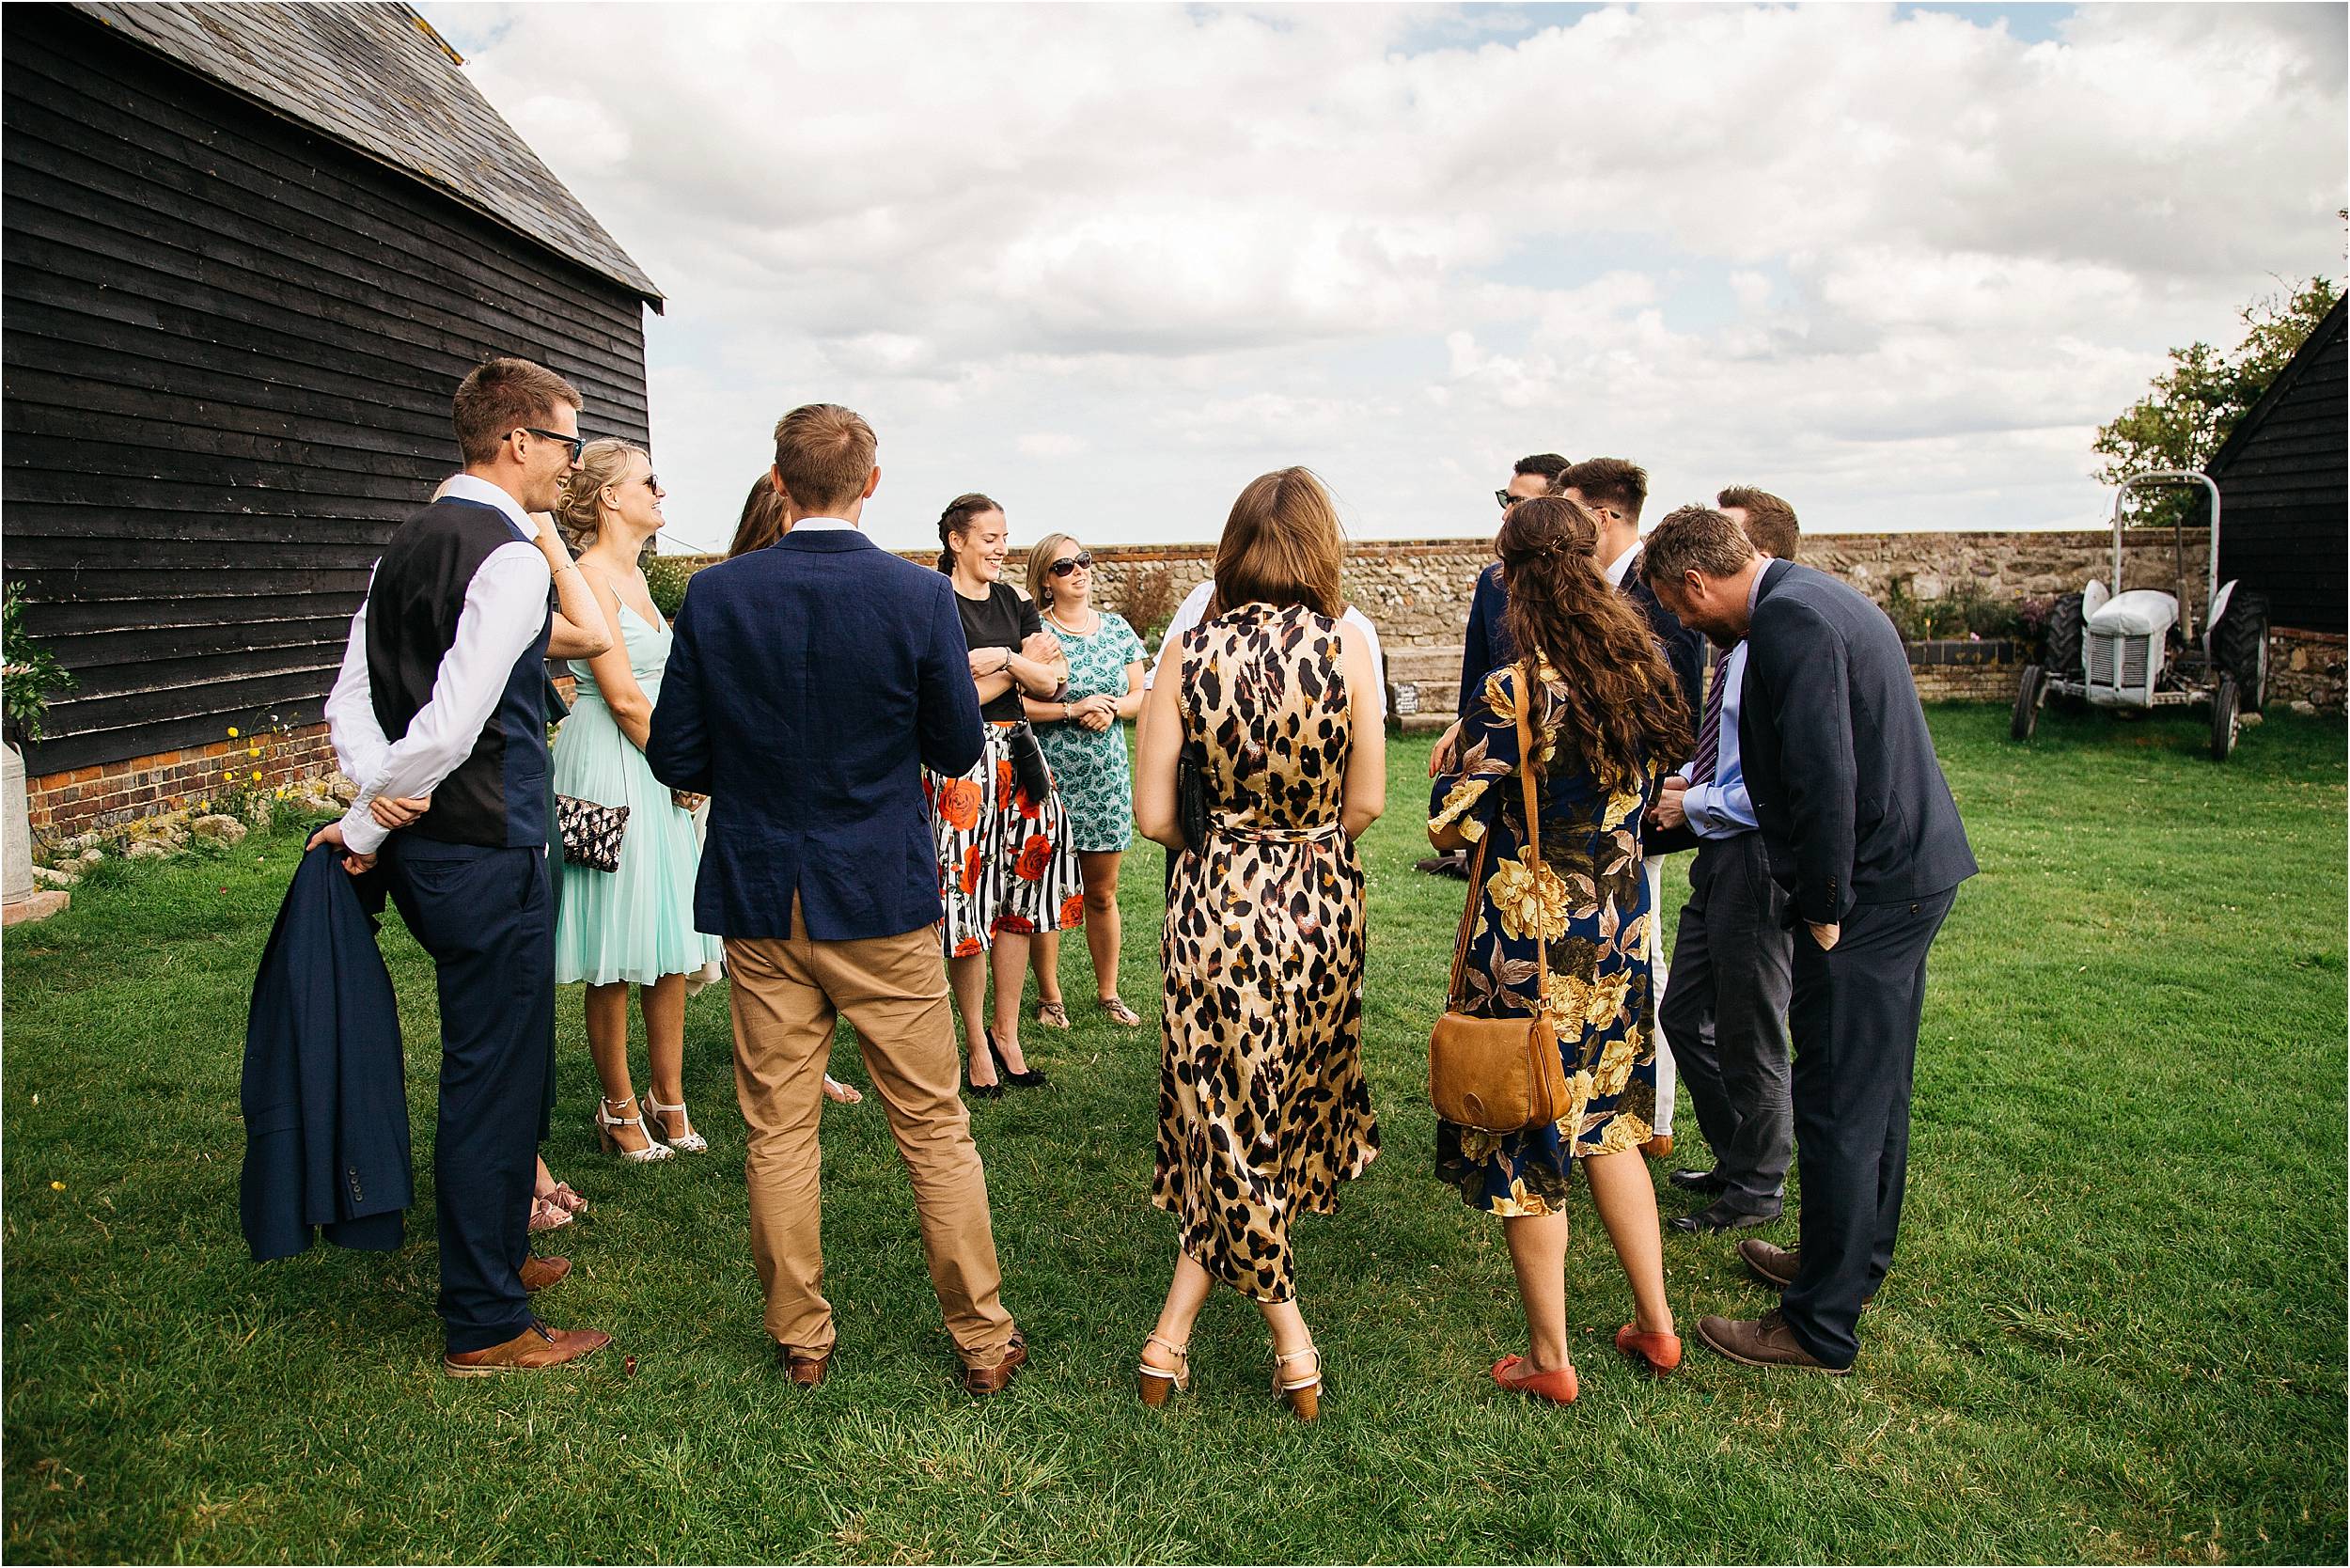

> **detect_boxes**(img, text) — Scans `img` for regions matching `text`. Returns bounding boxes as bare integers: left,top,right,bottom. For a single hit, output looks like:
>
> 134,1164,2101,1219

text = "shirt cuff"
337,804,388,857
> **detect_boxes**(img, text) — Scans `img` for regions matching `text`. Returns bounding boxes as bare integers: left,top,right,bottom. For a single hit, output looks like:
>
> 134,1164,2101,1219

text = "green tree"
2093,274,2343,526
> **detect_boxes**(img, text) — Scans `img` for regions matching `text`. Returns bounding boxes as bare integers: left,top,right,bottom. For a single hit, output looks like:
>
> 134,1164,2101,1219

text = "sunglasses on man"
1494,489,1527,510
1047,552,1094,577
521,427,586,463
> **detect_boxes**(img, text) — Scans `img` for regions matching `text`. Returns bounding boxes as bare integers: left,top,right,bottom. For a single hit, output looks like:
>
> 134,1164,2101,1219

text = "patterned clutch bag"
556,794,629,872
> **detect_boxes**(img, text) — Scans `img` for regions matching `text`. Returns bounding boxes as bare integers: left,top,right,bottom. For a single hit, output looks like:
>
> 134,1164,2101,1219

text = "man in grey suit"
1649,490,1804,1236
1641,509,1976,1373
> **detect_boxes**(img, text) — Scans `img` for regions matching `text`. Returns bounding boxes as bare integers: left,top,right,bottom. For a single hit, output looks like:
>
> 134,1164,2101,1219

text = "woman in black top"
925,494,1083,1095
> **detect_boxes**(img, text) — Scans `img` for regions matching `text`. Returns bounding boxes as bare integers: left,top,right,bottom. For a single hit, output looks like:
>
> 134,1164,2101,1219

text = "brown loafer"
1695,1309,1849,1374
519,1254,571,1293
962,1333,1028,1397
443,1321,611,1377
776,1344,832,1388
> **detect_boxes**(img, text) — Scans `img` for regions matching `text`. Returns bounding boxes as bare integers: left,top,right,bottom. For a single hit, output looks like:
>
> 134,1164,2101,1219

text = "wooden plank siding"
3,7,655,772
2211,301,2347,635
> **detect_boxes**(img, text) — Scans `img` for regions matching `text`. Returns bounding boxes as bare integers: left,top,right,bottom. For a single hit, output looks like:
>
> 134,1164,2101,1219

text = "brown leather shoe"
519,1254,572,1293
776,1344,832,1388
1695,1309,1849,1374
1639,1133,1673,1159
1738,1239,1872,1309
962,1333,1028,1397
443,1321,611,1377
1738,1237,1798,1290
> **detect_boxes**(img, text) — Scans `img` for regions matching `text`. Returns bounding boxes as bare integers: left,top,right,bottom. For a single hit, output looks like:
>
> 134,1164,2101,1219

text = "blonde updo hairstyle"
552,438,649,551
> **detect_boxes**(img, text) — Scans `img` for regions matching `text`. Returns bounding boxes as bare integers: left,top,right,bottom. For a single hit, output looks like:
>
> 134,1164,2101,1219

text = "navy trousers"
1779,888,1955,1370
384,838,555,1354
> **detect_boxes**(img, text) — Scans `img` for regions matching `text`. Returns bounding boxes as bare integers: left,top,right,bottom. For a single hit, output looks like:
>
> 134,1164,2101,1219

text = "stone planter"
3,743,69,926
1904,638,2022,702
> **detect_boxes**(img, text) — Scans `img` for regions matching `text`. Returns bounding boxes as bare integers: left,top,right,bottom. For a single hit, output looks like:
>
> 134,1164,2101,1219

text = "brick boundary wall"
24,532,2333,838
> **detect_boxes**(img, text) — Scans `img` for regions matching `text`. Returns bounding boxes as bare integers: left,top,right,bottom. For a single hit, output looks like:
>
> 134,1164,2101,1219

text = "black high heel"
966,1029,1005,1100
985,1027,1050,1090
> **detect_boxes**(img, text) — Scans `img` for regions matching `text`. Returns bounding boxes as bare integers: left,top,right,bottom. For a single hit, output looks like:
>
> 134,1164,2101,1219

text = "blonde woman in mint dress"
551,441,722,1163
1023,533,1150,1028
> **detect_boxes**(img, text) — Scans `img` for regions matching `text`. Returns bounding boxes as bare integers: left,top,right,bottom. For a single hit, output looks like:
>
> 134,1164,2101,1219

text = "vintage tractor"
2010,470,2268,760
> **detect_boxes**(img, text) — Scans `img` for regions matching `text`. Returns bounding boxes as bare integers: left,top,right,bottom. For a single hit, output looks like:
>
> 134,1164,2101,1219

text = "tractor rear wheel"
2212,589,2270,713
2209,674,2240,761
2045,592,2086,682
2010,664,2044,741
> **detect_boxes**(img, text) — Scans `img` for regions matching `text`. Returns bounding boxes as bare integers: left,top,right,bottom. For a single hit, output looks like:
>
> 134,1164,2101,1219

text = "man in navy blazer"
1642,508,1975,1374
648,402,1027,1396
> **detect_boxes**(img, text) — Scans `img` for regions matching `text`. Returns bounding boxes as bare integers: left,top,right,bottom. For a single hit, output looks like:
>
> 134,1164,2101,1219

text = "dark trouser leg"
1703,836,1794,1213
1778,889,1953,1369
386,841,554,1355
1659,848,1729,1159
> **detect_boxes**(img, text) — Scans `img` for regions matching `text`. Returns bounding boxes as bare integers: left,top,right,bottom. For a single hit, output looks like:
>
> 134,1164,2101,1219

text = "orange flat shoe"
1492,1353,1578,1404
1615,1324,1684,1374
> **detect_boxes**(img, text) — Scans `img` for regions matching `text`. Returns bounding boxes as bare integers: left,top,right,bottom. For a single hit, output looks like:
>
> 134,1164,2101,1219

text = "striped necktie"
1686,647,1731,786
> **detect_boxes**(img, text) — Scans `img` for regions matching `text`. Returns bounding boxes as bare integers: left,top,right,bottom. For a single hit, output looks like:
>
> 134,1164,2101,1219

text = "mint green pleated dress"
551,603,723,987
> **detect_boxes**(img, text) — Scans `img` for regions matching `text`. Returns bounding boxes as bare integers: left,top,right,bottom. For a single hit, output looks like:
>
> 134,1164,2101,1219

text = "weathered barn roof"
69,0,662,306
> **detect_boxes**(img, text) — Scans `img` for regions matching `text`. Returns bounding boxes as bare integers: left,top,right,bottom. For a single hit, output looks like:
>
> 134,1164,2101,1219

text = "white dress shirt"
1603,541,1638,589
323,472,554,855
1679,640,1759,838
1146,579,1389,720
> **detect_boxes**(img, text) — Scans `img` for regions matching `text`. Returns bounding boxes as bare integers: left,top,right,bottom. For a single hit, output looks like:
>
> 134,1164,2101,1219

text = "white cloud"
433,1,2344,552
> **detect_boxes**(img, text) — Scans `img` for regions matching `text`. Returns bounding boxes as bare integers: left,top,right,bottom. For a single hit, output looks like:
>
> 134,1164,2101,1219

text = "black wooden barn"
3,0,662,781
2208,296,2347,635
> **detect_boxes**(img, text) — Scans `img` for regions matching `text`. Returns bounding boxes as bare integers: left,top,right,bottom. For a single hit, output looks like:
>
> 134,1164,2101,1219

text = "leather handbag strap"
1512,662,1549,1009
1444,662,1549,1011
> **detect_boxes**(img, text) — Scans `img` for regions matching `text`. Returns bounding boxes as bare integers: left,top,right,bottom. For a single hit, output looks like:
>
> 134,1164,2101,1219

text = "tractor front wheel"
2209,674,2240,761
2010,664,2045,741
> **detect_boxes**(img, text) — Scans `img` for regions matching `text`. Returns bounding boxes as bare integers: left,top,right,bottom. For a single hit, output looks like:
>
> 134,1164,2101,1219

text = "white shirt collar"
790,516,858,533
440,473,535,539
1603,541,1638,588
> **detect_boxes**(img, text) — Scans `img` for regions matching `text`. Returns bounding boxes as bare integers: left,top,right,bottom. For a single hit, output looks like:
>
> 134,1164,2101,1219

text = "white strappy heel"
1137,1333,1192,1407
642,1091,708,1153
595,1094,674,1163
1272,1343,1322,1421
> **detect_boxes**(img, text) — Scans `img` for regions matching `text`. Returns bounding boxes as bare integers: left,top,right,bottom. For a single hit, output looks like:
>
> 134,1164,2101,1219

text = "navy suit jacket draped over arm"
647,529,984,943
240,844,413,1262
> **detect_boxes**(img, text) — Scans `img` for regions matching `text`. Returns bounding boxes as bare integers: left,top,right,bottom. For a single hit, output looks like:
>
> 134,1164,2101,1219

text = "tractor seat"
2085,589,2178,638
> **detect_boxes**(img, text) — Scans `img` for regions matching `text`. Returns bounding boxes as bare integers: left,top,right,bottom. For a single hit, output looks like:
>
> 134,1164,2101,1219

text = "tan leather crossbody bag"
1429,666,1574,1135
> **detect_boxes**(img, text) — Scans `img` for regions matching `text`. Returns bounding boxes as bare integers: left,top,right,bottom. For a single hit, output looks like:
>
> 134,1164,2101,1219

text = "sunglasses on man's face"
1047,552,1094,577
1495,489,1524,510
522,427,586,463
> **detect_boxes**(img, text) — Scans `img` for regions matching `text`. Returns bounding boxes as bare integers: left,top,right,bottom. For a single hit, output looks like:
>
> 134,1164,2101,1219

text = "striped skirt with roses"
924,721,1084,958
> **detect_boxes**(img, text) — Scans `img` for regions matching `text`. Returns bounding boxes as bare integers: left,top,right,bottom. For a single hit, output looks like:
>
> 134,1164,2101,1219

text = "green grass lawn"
5,704,2343,1563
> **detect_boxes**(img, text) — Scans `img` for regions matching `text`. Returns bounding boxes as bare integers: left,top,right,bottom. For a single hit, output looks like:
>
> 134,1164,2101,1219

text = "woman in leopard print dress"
1132,468,1386,1419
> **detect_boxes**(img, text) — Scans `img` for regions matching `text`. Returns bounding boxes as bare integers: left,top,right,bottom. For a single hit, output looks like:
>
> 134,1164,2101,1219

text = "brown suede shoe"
776,1345,832,1388
1738,1237,1798,1290
519,1255,572,1293
1737,1239,1872,1308
443,1321,611,1378
1695,1309,1849,1375
962,1333,1028,1397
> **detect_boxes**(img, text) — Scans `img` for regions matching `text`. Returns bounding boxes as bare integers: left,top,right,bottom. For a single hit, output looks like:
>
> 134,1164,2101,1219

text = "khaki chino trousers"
726,903,1017,1369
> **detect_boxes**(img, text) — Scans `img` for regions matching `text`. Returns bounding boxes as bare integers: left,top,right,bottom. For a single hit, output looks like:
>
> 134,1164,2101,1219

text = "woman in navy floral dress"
1427,495,1693,1404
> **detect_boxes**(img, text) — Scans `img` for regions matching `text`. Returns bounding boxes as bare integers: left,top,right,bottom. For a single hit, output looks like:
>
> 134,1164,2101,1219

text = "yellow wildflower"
227,727,239,738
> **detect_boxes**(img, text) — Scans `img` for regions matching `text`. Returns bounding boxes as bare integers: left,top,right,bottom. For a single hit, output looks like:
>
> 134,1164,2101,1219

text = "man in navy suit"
1641,508,1976,1373
647,403,1027,1396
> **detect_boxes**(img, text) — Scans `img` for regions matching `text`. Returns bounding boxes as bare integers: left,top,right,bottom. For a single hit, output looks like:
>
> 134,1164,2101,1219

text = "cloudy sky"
424,2,2345,555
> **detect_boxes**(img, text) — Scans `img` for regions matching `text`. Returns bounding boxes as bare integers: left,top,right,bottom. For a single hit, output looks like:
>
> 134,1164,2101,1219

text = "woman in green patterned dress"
1023,534,1150,1028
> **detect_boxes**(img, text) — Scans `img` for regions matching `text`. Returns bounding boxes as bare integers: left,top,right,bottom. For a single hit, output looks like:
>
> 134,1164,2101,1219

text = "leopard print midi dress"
1151,600,1380,1304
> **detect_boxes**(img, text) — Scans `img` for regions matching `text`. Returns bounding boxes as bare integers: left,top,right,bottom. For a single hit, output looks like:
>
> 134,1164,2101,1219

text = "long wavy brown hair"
1496,495,1691,788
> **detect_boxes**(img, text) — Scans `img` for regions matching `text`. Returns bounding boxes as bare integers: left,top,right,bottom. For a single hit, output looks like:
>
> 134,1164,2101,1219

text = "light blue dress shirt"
1681,639,1759,839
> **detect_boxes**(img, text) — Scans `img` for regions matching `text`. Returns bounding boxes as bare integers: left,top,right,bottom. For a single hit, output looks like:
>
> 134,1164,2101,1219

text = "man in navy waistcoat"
314,357,615,1375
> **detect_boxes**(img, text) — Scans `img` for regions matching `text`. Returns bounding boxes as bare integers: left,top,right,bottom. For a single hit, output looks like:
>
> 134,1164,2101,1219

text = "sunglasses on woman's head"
1047,552,1094,577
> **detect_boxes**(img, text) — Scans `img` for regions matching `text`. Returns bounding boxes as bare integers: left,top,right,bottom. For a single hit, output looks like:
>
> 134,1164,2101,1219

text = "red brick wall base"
29,723,341,838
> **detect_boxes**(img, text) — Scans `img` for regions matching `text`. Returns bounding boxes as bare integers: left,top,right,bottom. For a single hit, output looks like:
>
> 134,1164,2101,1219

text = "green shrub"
3,583,73,746
644,553,710,619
